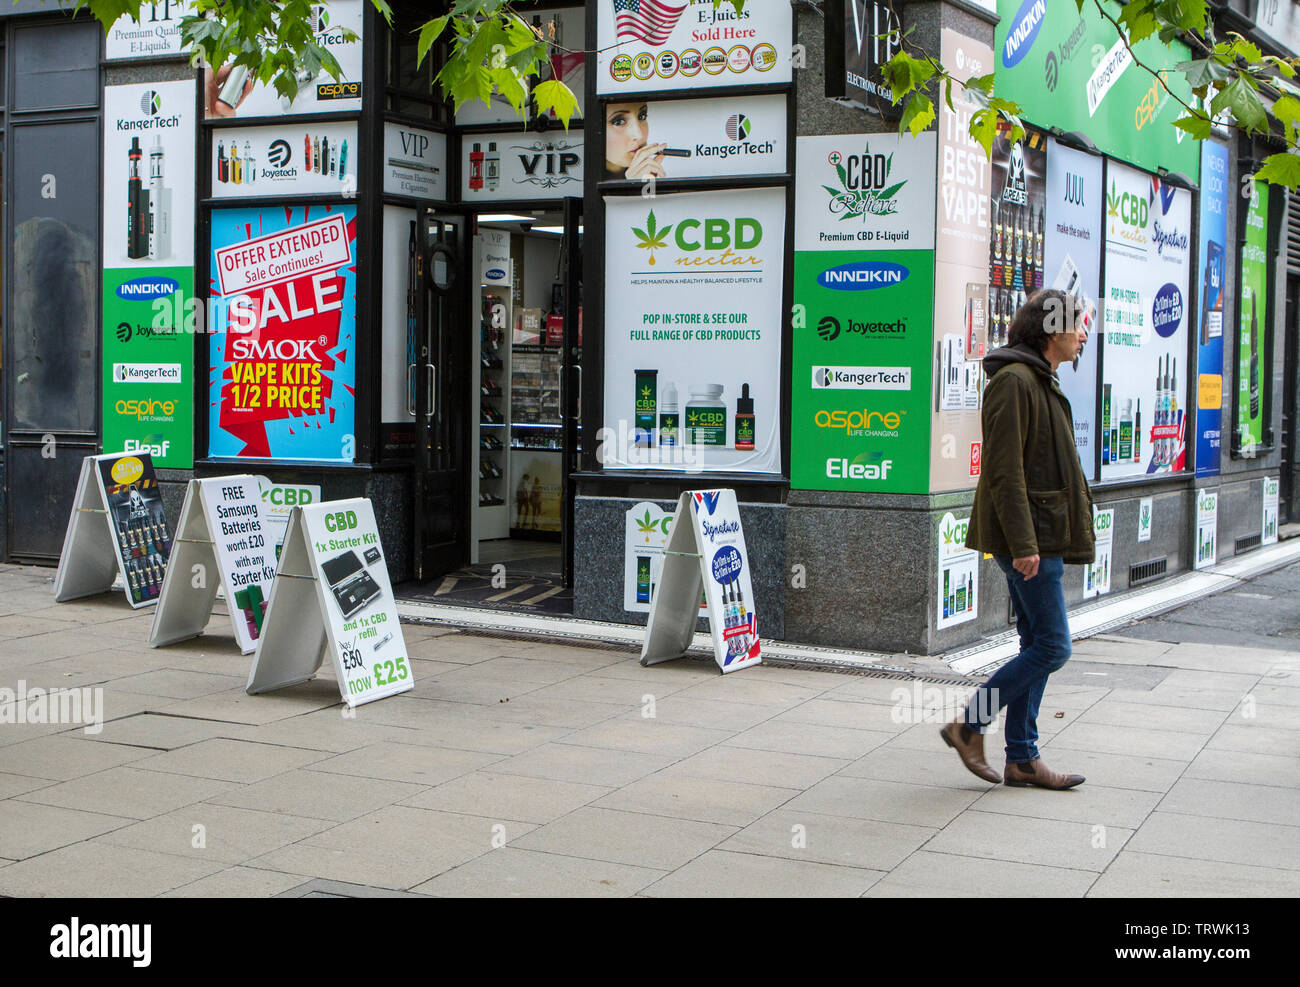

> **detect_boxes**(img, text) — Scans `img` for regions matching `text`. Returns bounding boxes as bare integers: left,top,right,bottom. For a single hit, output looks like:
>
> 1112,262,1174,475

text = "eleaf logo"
1002,0,1046,68
816,314,907,340
268,139,292,167
139,90,161,115
813,366,911,390
826,453,894,480
50,918,151,967
822,143,906,220
124,437,170,457
817,261,908,290
117,276,179,300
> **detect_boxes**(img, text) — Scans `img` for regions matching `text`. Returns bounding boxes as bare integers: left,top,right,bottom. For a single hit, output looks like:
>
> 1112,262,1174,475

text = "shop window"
12,21,100,111
385,0,443,121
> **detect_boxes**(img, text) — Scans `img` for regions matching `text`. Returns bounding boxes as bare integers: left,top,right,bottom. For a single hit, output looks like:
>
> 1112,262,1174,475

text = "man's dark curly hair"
1008,289,1085,352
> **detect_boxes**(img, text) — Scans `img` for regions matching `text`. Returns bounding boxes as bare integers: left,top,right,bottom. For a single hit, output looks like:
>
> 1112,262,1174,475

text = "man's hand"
1013,554,1040,580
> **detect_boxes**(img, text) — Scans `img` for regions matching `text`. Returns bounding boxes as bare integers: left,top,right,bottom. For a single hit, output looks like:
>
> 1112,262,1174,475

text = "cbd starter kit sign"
209,206,358,461
792,133,937,493
102,80,197,469
249,499,412,707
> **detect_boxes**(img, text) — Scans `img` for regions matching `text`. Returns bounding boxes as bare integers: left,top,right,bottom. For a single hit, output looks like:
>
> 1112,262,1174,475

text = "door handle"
426,363,436,419
406,364,416,417
570,365,582,421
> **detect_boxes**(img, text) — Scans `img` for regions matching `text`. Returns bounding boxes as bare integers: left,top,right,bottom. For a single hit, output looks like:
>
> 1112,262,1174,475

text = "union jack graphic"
613,0,690,47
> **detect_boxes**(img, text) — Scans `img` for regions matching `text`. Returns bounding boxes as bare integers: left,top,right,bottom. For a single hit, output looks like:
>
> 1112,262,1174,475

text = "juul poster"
208,205,358,461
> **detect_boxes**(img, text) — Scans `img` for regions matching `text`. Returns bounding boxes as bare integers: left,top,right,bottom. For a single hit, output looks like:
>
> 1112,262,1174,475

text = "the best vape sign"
216,214,351,295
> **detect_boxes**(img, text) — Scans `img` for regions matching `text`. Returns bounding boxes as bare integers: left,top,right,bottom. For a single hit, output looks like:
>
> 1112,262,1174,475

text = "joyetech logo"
725,114,751,141
139,90,161,115
116,322,132,343
1044,50,1058,90
818,316,842,340
268,140,292,167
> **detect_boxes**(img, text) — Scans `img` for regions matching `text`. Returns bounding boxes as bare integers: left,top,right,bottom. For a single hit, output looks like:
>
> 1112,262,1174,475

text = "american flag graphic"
613,0,690,47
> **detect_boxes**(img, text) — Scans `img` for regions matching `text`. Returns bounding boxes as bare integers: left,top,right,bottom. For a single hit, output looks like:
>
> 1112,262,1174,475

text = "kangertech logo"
50,918,151,967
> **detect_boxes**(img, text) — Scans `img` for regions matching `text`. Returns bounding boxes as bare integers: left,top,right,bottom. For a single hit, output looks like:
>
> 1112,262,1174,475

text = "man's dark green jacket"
965,343,1096,565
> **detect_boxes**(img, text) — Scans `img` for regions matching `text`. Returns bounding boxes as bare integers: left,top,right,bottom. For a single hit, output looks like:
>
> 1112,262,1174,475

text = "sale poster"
208,205,358,461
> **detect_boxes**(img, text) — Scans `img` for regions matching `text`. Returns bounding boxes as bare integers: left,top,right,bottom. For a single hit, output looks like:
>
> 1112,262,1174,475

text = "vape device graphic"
127,137,151,259
147,135,172,260
1250,292,1260,420
217,63,250,111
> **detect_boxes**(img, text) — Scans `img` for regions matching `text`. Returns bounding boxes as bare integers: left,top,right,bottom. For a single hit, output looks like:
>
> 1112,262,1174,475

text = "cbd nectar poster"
208,205,358,461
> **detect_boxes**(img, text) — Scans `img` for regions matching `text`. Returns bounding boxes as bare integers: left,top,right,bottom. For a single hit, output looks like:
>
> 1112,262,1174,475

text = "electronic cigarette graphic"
243,140,255,185
321,135,330,175
470,142,484,190
314,136,321,173
217,63,250,111
127,137,150,259
230,142,241,184
1200,250,1213,346
1250,293,1260,420
217,139,228,183
148,135,172,259
305,133,313,172
331,144,338,176
486,141,500,191
660,148,692,157
339,140,348,180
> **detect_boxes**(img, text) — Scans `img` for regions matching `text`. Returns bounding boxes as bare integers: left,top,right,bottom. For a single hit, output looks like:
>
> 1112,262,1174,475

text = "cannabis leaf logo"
635,509,658,539
632,209,672,266
1106,180,1120,218
821,140,906,221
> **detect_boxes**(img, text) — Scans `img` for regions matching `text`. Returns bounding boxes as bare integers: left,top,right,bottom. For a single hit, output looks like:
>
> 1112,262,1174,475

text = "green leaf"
416,16,449,67
1229,34,1263,65
968,108,999,158
899,92,935,135
632,227,648,241
1172,114,1213,140
878,181,906,200
1211,74,1267,133
1255,151,1300,190
1177,57,1231,90
533,80,579,127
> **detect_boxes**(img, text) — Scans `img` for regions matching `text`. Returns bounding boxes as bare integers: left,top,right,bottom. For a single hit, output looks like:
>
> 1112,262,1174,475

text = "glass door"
412,208,471,581
560,196,583,586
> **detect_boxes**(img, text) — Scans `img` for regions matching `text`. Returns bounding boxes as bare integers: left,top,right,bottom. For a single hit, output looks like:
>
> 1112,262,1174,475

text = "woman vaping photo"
606,102,674,180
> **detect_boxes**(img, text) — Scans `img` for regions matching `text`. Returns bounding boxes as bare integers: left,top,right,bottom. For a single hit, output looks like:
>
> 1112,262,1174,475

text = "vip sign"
462,133,583,201
383,122,446,199
106,0,196,59
1083,508,1114,598
839,1,902,117
937,512,978,629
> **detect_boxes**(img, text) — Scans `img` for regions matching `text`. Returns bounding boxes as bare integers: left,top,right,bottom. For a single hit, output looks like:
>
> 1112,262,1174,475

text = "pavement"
1,560,1298,898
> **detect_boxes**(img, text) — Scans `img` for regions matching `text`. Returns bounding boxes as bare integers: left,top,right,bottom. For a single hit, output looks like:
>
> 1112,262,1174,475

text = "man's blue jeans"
963,555,1071,764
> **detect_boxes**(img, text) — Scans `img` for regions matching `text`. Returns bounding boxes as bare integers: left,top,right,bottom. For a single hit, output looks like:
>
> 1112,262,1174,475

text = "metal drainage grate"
1235,533,1262,554
1129,557,1168,586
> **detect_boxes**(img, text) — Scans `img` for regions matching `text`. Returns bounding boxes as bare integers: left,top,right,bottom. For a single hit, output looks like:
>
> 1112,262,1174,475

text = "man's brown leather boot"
1004,758,1085,789
939,720,1001,783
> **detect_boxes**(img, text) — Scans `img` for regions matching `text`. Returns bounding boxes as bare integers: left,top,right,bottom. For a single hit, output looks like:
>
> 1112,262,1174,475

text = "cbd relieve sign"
215,214,351,296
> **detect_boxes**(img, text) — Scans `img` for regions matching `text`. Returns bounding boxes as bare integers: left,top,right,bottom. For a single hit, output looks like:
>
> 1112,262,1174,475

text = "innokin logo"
817,261,909,290
116,276,179,300
1002,0,1046,68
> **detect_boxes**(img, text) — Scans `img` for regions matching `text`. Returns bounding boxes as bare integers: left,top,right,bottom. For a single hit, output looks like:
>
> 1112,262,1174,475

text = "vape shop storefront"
3,0,1295,659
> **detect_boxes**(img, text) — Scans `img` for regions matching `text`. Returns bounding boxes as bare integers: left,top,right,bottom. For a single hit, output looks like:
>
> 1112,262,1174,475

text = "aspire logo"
814,408,904,434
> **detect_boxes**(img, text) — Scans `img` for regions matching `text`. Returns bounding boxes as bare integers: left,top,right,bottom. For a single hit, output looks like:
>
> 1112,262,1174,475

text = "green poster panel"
994,0,1199,178
1238,182,1269,452
102,267,194,468
791,248,934,493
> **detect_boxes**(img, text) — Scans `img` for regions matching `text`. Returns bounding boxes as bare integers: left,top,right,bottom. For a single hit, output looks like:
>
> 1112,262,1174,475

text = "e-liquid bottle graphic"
636,558,651,604
148,135,172,260
659,382,678,447
127,137,150,259
486,142,500,191
735,383,755,451
1034,207,1045,289
943,569,951,618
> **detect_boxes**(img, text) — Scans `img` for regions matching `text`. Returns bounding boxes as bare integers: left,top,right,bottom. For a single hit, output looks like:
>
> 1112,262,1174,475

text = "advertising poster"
255,476,321,558
212,122,358,199
200,476,278,653
457,6,587,125
603,186,785,473
1263,477,1279,546
461,132,584,202
509,452,562,534
204,0,363,118
1044,139,1103,471
1100,160,1192,480
840,0,902,117
106,0,195,59
1138,495,1153,542
624,501,673,613
383,123,447,199
937,512,978,629
1195,488,1218,569
792,133,937,492
1084,507,1114,598
99,453,172,609
596,0,791,94
601,93,786,181
1195,141,1229,476
1238,180,1269,453
993,0,1198,178
102,80,196,469
931,30,993,492
208,205,358,461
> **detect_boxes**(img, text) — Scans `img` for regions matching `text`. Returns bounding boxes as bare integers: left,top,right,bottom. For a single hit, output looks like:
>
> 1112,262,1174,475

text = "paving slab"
489,742,673,788
923,809,1132,872
308,741,502,786
593,774,799,827
107,669,248,700
0,799,131,859
723,719,895,760
1157,777,1300,827
784,775,982,828
413,846,664,898
162,865,311,898
206,768,425,823
1183,748,1300,789
558,716,734,758
1122,811,1300,870
718,809,934,872
511,806,734,871
0,734,151,780
643,849,881,898
1089,850,1300,897
95,803,333,865
659,745,846,790
401,771,613,824
970,782,1163,829
18,765,237,820
865,849,1097,898
0,841,222,897
76,712,255,751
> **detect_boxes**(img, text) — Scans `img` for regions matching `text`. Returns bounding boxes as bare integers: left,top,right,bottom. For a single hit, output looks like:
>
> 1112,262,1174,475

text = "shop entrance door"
560,197,584,586
412,208,471,581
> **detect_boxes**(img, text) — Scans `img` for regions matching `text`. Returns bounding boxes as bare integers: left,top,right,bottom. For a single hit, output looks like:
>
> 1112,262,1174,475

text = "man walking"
941,289,1094,789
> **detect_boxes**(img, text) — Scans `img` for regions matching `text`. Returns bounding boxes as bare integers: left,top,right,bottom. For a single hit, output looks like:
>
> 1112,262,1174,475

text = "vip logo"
1044,50,1059,91
267,139,291,167
139,90,161,116
817,316,841,341
725,114,751,141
